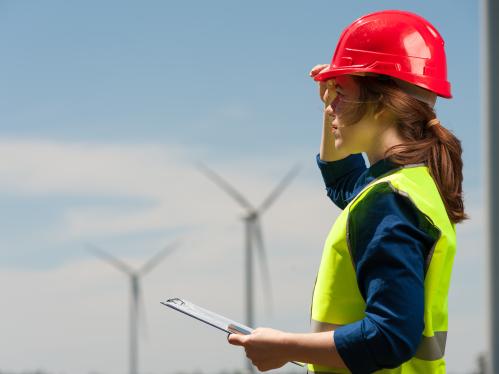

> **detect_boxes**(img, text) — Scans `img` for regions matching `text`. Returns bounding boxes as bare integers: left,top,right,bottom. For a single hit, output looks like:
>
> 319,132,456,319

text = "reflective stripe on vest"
311,319,447,361
309,165,456,374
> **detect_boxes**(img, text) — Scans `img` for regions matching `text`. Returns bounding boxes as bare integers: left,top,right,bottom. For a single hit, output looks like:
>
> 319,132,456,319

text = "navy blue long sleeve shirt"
316,154,439,374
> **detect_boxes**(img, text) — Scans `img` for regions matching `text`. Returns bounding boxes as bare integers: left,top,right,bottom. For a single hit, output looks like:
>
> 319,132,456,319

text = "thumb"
228,333,248,346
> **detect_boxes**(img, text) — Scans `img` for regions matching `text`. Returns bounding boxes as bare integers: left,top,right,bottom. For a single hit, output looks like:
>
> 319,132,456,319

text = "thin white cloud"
0,139,330,242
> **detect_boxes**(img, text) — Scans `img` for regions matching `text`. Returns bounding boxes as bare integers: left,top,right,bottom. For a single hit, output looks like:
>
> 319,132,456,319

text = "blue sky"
0,1,483,373
0,1,479,159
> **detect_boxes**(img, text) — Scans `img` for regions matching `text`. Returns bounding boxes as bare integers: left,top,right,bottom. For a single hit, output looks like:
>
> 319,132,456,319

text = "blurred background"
0,1,483,374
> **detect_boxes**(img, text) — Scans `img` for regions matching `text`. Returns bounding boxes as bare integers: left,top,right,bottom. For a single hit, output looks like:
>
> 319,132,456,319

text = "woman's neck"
365,124,405,165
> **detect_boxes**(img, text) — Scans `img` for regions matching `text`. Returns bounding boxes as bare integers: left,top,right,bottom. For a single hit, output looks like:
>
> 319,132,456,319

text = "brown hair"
341,76,467,224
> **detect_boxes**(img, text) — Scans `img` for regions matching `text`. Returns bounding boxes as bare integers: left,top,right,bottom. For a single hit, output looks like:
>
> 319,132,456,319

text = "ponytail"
388,117,467,224
351,76,467,224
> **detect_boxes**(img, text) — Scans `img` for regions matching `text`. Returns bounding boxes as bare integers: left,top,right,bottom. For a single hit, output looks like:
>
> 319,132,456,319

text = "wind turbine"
87,241,178,374
198,163,299,331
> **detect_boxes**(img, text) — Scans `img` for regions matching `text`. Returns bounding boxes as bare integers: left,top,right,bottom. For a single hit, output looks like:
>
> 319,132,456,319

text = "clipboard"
161,297,253,335
161,297,305,367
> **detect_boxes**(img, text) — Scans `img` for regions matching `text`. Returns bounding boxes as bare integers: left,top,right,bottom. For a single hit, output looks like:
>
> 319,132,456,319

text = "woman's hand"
310,64,349,161
229,329,348,371
228,328,290,371
309,64,337,107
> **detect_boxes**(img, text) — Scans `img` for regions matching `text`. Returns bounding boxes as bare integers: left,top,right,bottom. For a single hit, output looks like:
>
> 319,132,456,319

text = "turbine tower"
198,163,299,371
87,241,178,374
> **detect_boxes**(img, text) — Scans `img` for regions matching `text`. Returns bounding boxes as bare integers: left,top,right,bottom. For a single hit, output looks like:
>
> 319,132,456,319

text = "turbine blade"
197,162,255,211
252,218,273,315
258,165,300,214
139,240,180,276
86,243,134,275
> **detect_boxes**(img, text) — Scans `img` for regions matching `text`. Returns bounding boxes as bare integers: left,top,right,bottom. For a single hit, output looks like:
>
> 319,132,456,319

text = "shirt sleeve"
333,183,439,373
316,153,366,209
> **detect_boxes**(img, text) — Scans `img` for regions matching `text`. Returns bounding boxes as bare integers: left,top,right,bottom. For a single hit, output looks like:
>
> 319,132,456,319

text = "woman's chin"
334,139,344,150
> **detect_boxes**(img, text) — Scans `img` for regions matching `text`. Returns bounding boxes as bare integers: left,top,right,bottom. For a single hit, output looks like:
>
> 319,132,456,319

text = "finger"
228,333,247,346
325,79,336,92
256,362,272,372
324,81,338,104
309,64,329,77
319,65,331,74
258,359,286,372
320,79,334,100
258,365,269,372
309,64,323,76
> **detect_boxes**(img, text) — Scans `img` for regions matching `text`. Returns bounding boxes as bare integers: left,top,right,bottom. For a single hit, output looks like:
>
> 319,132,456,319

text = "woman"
229,10,465,374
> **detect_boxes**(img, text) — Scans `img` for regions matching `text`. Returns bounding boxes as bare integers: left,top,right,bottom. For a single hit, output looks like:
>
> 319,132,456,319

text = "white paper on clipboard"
160,297,305,367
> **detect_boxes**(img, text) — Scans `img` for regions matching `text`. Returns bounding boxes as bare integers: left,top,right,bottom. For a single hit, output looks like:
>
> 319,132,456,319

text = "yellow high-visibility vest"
309,164,456,374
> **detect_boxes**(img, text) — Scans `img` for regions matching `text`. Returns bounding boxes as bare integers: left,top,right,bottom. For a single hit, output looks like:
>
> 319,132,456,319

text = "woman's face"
324,75,380,154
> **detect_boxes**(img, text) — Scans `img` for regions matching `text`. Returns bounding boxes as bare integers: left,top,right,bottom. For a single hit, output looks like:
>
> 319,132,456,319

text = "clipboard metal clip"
166,297,185,306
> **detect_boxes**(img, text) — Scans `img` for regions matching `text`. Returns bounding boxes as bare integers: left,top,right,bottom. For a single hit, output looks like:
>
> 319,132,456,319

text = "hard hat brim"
314,66,452,99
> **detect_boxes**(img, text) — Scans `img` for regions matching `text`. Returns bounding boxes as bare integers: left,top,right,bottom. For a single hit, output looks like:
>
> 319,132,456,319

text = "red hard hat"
315,10,452,98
